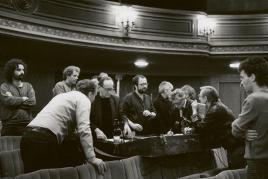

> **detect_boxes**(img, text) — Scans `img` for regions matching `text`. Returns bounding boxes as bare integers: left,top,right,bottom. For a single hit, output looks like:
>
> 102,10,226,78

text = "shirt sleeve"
0,83,24,106
75,96,96,160
22,83,36,107
232,95,258,138
52,83,65,97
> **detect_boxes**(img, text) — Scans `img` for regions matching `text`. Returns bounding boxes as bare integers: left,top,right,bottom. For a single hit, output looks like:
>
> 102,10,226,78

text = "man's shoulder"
245,92,264,104
0,82,10,88
68,91,90,103
23,82,33,87
54,81,65,87
123,92,134,99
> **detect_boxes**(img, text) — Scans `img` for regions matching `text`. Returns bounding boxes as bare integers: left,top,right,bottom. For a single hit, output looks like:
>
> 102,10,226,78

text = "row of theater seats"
0,136,246,179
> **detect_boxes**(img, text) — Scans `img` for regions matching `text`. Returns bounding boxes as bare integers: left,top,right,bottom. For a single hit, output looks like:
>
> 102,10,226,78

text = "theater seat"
121,156,143,179
76,160,126,179
15,167,78,179
179,168,246,179
0,136,21,152
213,168,246,179
0,149,24,178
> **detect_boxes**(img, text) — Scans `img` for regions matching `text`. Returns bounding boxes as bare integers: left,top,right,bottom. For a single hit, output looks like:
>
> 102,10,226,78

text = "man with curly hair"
0,58,36,136
232,57,268,179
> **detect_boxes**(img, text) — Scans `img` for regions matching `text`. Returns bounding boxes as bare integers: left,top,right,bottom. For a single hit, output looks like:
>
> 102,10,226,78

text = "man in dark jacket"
120,75,156,136
153,81,173,134
91,76,120,140
192,86,245,169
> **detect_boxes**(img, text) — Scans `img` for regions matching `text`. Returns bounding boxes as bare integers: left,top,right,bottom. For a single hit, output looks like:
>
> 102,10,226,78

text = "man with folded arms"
232,57,268,178
0,58,36,136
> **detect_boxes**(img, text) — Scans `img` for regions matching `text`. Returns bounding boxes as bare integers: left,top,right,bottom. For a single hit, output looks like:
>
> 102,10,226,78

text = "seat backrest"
121,156,144,179
76,160,126,179
15,167,78,179
215,168,246,179
0,149,24,178
0,136,21,152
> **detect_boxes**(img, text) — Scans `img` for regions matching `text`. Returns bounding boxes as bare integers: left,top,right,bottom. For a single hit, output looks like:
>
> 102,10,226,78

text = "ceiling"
105,0,268,14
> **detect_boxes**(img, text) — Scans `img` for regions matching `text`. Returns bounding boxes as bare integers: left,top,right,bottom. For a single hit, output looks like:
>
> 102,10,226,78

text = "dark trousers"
247,159,268,179
20,127,85,173
1,123,28,136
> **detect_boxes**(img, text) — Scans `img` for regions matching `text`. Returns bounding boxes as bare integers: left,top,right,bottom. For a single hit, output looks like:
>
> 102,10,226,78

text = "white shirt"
29,91,95,160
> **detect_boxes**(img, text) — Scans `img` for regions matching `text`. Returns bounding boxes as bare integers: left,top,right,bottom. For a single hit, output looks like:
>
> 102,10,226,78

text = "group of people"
0,57,268,178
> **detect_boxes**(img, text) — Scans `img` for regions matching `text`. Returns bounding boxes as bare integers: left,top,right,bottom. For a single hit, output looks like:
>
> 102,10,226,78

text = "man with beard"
0,58,36,136
120,74,156,136
52,66,80,96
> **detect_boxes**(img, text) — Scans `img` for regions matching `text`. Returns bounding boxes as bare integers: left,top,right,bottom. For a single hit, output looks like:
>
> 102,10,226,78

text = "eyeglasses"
103,87,114,91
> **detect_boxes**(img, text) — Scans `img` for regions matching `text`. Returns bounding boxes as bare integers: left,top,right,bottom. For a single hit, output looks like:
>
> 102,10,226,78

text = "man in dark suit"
91,76,120,140
170,88,193,133
153,81,174,134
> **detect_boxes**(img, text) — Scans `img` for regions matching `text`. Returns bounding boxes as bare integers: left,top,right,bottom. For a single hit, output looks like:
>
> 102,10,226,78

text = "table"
95,134,208,158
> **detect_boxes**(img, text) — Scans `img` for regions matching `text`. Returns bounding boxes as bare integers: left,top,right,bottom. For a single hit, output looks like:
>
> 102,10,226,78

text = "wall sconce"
197,15,216,37
115,6,137,36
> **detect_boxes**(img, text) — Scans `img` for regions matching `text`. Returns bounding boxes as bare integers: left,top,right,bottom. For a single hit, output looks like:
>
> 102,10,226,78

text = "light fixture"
197,15,216,37
115,6,137,36
229,62,240,69
134,59,148,68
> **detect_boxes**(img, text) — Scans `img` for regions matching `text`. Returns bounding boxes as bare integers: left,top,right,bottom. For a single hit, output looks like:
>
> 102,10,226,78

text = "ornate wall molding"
211,45,268,55
1,0,268,55
0,16,210,55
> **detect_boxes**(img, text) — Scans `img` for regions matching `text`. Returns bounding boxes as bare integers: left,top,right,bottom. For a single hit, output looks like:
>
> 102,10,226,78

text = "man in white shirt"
20,79,107,174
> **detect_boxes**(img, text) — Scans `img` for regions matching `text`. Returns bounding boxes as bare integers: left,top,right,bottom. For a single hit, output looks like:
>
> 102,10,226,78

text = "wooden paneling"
219,82,241,117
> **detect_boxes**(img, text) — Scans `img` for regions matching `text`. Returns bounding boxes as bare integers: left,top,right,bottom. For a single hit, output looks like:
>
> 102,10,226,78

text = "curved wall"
1,0,267,56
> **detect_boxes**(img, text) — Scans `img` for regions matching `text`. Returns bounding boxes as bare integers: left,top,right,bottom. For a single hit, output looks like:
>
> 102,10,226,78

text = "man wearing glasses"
90,76,120,140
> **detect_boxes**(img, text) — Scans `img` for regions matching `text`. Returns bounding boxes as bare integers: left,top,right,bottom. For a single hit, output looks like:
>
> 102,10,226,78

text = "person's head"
170,88,185,108
158,81,173,99
132,74,148,94
76,79,98,102
97,72,109,81
199,86,219,104
99,76,114,98
4,58,27,83
90,75,99,87
62,66,80,86
181,85,196,100
238,57,268,94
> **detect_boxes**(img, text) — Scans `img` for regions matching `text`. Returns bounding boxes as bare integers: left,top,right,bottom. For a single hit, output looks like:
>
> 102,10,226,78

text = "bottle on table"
113,118,122,144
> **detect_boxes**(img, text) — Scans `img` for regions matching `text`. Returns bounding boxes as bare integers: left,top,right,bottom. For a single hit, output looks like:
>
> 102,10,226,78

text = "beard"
14,74,24,80
138,87,147,94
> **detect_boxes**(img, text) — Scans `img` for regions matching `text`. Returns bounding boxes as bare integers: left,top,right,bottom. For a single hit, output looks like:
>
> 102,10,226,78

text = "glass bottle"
113,118,122,144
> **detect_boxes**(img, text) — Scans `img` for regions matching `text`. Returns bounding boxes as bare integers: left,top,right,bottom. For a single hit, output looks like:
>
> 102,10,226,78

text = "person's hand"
87,157,107,175
174,121,180,126
246,129,258,141
5,92,12,97
128,120,143,131
95,128,107,140
166,130,174,136
150,112,156,118
22,96,29,101
123,123,133,138
191,100,198,111
143,110,151,117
